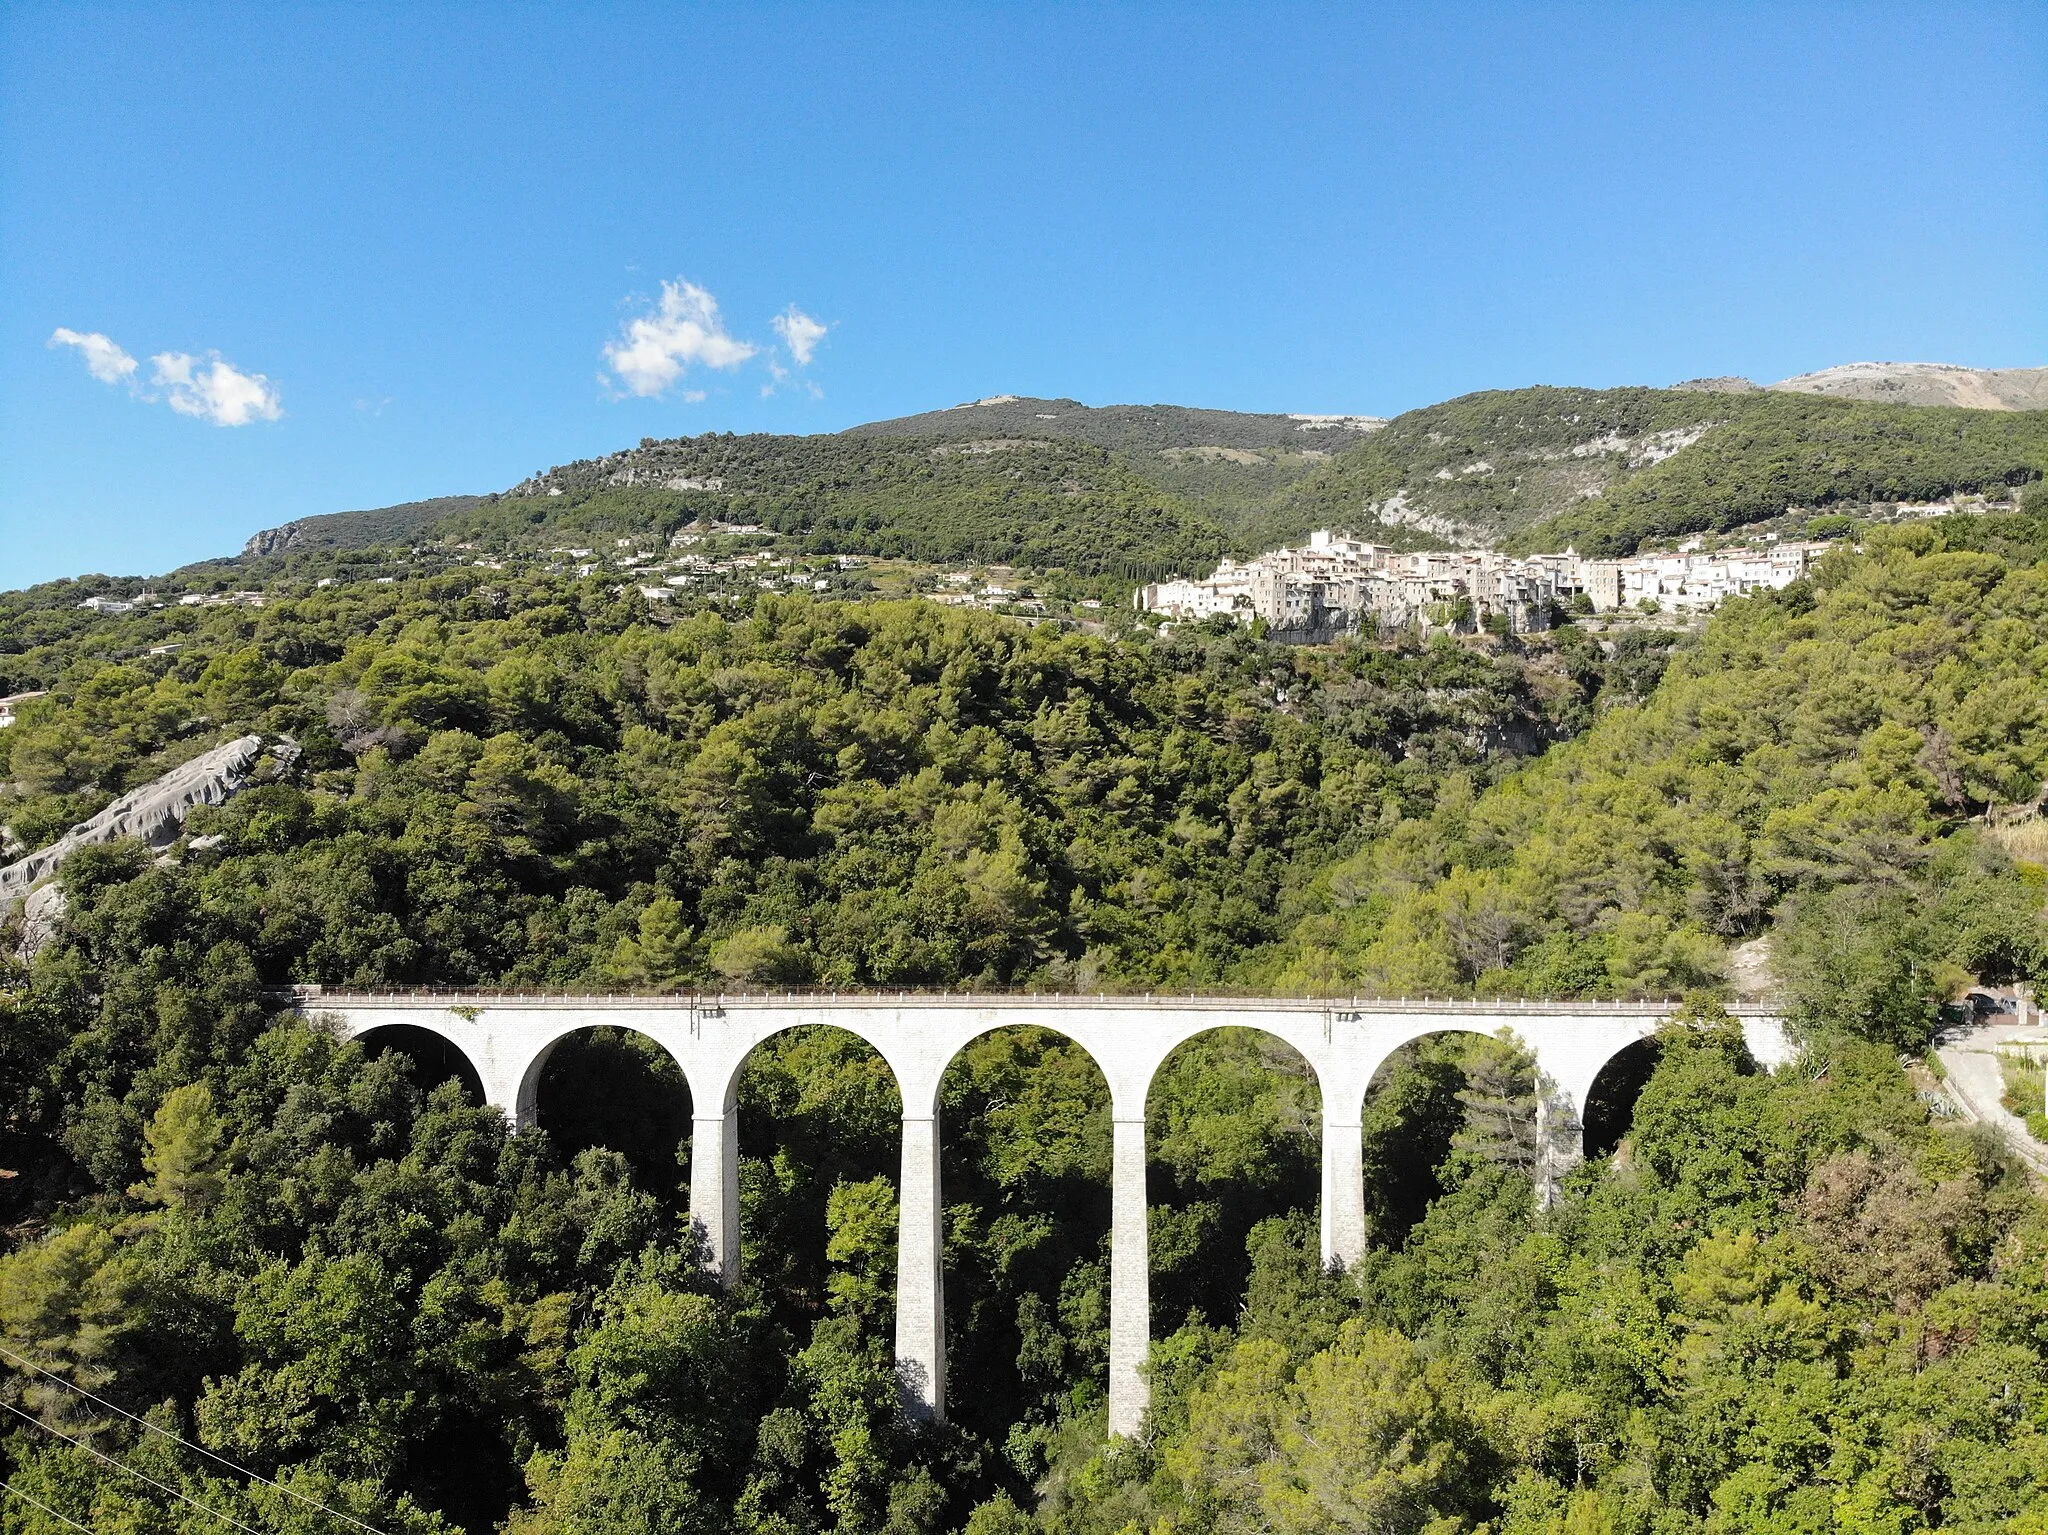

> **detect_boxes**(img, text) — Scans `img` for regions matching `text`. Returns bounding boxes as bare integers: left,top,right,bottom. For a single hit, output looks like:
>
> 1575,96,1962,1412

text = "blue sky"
3,2,2043,588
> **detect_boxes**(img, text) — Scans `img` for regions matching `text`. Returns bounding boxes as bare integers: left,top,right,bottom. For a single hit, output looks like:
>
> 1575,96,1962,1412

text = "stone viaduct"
283,989,1794,1437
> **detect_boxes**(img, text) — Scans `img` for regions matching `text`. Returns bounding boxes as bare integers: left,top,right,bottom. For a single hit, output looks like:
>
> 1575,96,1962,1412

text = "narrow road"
1935,1019,2048,1178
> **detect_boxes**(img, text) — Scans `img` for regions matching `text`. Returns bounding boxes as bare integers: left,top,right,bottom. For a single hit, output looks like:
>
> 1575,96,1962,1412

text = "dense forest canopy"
3,508,2048,1532
1529,394,2048,556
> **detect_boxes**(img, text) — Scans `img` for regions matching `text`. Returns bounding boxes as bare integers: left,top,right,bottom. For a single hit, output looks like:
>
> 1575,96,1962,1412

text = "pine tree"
132,1082,226,1211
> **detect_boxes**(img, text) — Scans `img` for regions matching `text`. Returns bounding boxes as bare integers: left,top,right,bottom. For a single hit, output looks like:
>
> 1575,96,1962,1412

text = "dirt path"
1934,1020,2048,1178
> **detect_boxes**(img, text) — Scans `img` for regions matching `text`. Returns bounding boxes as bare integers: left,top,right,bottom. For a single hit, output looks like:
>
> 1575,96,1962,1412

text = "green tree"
712,924,814,985
201,646,286,723
1452,1032,1539,1174
132,1081,227,1211
824,1175,899,1327
611,895,696,987
1775,884,1956,1049
0,1222,144,1383
1161,1324,1488,1534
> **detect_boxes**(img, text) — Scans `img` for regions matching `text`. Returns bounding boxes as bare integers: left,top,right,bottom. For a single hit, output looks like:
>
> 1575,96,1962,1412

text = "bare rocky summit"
1672,376,1759,393
1769,362,2048,411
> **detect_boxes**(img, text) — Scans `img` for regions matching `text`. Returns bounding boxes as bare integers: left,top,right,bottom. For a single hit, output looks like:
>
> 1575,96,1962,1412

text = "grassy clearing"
1985,815,2048,869
1999,1049,2048,1143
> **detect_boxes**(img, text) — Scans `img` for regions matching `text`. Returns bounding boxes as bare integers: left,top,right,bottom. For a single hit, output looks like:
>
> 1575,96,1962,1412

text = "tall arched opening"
1581,1034,1663,1159
681,1021,911,1534
936,1024,1112,1460
352,1023,486,1106
345,1020,509,1528
1145,1027,1321,1338
732,1024,904,1321
1359,1027,1537,1249
530,1026,694,1213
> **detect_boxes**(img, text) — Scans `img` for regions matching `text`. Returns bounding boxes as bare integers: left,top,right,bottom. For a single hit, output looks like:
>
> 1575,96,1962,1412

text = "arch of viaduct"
284,989,1793,1437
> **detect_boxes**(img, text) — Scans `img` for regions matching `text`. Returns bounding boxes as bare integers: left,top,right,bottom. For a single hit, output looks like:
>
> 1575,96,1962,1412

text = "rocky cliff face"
243,523,304,556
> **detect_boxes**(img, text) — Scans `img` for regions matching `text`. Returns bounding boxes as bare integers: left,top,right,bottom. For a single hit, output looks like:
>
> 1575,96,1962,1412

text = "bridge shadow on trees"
939,1025,1112,1460
1148,1028,1320,1339
533,1026,694,1212
1360,1035,1475,1248
352,1023,486,1105
1359,1028,1665,1248
336,1025,515,1530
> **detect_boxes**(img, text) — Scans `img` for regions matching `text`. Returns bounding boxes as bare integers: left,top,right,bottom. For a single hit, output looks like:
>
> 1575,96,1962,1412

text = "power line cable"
0,1397,269,1535
0,1344,390,1535
3,1478,101,1535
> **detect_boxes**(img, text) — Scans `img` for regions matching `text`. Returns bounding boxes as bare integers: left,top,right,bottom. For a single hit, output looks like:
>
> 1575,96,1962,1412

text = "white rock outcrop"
17,882,67,962
0,734,292,906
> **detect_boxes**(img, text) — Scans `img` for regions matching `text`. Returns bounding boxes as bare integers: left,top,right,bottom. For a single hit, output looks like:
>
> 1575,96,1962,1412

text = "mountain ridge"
241,494,485,557
227,364,2048,574
842,393,1386,452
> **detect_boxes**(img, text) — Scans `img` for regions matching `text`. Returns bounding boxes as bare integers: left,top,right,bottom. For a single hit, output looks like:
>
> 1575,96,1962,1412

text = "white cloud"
605,280,757,397
150,351,284,426
50,327,140,386
51,327,281,425
772,306,828,367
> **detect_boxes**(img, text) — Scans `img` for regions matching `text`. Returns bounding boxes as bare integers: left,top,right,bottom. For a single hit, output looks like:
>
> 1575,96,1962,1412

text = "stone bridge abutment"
295,991,1793,1437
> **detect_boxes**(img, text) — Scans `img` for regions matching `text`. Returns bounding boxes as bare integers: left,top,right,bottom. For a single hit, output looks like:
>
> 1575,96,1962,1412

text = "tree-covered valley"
5,486,2048,1532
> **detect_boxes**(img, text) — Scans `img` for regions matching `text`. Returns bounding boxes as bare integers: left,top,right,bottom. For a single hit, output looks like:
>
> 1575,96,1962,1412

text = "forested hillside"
1270,515,2048,1019
843,396,1362,455
447,434,1235,578
0,562,1590,990
227,386,2048,581
247,397,1368,571
242,497,486,558
4,512,2048,1532
1533,395,2048,556
1270,387,2048,555
845,396,1376,537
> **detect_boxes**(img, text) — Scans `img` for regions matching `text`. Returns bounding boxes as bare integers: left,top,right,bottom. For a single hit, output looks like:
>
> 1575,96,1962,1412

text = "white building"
1142,531,1832,637
80,590,165,615
1580,542,1823,613
0,691,49,728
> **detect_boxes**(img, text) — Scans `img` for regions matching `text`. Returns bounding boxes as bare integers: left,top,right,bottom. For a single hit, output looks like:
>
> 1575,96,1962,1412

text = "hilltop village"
1139,529,1829,638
